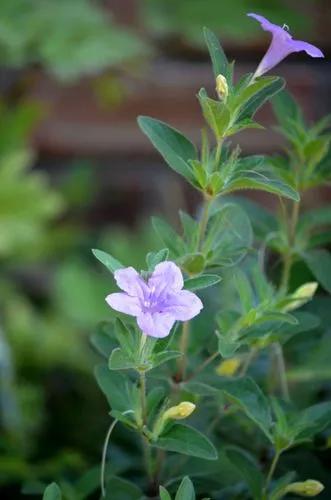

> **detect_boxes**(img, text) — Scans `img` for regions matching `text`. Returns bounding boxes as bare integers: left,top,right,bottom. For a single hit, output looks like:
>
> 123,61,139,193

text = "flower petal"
149,261,184,294
114,267,148,298
248,12,324,77
247,13,283,35
137,311,175,338
164,290,203,321
290,39,324,58
106,293,141,316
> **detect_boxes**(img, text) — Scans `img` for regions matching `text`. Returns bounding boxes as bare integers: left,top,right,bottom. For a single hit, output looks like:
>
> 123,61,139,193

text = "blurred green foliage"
142,0,312,45
0,0,148,81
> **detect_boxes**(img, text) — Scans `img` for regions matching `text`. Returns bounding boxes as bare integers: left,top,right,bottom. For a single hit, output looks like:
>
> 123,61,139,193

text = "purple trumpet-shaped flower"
248,13,324,78
106,261,203,338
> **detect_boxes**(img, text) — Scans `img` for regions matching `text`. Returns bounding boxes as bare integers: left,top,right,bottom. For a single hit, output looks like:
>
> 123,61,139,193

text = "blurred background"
0,0,330,497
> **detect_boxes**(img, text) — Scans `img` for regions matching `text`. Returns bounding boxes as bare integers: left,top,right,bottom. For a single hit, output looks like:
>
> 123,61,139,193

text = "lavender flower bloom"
248,13,324,78
106,261,203,338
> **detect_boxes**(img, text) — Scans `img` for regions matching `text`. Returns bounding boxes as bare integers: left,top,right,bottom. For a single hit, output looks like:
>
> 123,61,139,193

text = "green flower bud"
163,402,196,420
216,357,241,377
285,479,324,497
284,282,318,312
216,74,228,100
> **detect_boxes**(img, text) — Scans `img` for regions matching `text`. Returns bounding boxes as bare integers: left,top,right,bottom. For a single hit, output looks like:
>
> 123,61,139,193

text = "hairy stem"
214,139,223,170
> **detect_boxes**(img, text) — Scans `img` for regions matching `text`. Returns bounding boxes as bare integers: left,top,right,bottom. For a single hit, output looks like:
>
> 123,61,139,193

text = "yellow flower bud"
163,402,196,421
285,480,324,497
284,282,318,312
216,74,228,100
216,357,241,377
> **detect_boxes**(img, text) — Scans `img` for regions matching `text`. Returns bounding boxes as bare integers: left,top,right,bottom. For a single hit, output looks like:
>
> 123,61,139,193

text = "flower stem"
100,419,118,497
186,351,219,381
139,370,147,424
214,139,223,170
274,342,290,401
239,348,257,377
177,321,190,381
264,450,281,496
197,197,212,251
280,199,300,293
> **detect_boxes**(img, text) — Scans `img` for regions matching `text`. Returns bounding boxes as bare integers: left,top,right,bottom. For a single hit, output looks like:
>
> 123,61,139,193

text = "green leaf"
226,447,264,500
272,90,304,129
299,206,331,233
209,376,272,440
155,424,218,460
269,472,297,500
198,88,231,138
146,248,169,271
204,203,253,267
152,351,182,369
184,274,221,291
190,159,208,189
223,158,299,201
90,323,116,358
225,118,264,137
92,248,124,273
114,319,137,356
43,483,62,500
233,268,254,314
303,249,331,293
175,477,195,500
104,476,143,500
180,210,199,251
216,330,240,358
94,364,134,413
203,27,229,80
236,77,285,120
160,486,172,500
108,348,136,370
179,253,206,274
152,217,186,257
138,116,197,184
293,402,331,440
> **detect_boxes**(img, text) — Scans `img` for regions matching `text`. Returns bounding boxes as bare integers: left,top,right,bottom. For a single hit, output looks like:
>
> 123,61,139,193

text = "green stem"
139,370,147,424
239,348,257,377
264,450,281,495
100,419,118,497
274,342,290,401
177,321,190,381
186,351,219,381
214,139,223,170
280,200,300,293
197,197,212,251
138,369,154,483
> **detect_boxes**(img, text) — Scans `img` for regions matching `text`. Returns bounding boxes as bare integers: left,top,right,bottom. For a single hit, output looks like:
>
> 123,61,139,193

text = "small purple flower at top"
106,261,203,338
248,13,324,78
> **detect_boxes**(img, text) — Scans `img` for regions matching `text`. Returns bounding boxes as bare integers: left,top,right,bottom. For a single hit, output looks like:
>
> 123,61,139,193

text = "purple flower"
248,13,324,78
106,261,203,338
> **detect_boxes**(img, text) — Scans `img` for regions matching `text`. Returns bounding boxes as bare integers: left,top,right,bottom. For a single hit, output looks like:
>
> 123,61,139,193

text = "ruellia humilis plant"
41,13,331,500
